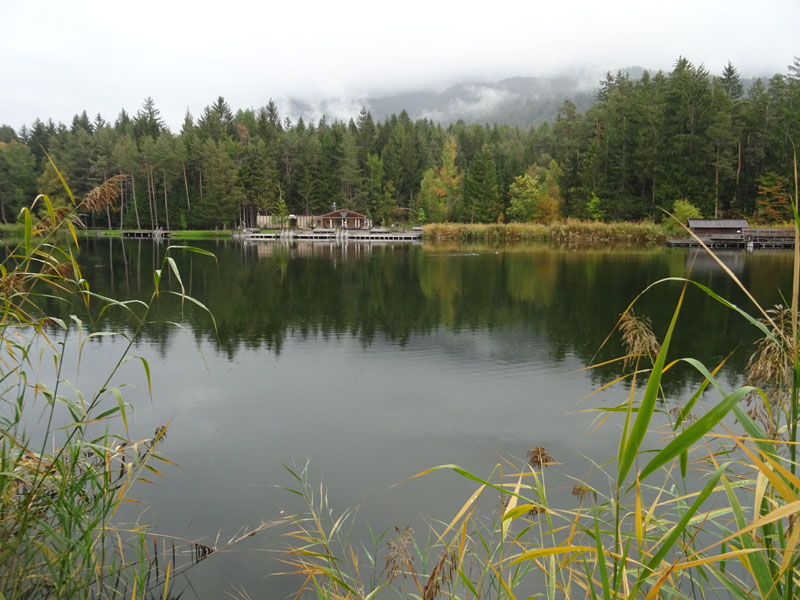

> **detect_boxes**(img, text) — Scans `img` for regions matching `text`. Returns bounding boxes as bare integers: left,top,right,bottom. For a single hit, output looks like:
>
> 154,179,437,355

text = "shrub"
664,199,702,236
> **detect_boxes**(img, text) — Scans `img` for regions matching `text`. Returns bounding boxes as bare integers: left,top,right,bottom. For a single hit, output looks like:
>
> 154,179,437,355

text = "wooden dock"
667,228,795,249
244,229,422,242
122,228,171,239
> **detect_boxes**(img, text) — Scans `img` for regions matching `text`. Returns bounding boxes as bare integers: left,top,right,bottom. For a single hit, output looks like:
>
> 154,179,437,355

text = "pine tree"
463,144,499,223
720,61,744,100
338,130,363,211
0,141,37,223
356,107,376,171
133,97,163,140
366,152,384,218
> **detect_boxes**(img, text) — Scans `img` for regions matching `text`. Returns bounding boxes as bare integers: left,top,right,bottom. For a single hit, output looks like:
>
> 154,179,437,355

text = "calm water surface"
39,239,793,597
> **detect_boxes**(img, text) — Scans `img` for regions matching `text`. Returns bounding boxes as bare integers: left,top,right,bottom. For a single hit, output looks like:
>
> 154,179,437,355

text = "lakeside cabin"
667,218,794,248
316,209,368,229
687,219,747,239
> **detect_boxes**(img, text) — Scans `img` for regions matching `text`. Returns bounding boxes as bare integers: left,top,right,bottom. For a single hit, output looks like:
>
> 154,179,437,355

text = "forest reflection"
58,238,792,392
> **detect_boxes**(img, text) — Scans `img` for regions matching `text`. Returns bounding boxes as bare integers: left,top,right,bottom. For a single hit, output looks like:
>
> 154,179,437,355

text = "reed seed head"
527,446,554,468
619,311,660,368
82,175,126,214
384,526,416,584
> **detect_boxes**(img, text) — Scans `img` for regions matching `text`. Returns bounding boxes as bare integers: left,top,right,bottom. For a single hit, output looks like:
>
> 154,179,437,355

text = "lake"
35,239,793,598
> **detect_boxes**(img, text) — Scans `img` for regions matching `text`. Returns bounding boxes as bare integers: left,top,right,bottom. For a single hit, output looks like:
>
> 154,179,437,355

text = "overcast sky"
2,0,798,131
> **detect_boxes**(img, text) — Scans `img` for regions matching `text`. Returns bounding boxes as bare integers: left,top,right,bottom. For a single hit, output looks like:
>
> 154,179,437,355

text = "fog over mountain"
279,68,644,127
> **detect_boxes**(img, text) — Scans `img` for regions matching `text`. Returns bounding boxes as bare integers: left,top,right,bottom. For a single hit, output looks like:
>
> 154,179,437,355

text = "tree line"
1,56,799,229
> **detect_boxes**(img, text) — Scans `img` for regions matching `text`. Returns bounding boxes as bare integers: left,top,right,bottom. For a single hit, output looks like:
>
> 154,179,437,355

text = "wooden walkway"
244,229,422,242
122,228,171,239
668,228,795,249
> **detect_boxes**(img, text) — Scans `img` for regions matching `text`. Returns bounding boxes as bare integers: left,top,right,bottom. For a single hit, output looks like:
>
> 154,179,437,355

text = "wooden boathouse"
667,219,795,248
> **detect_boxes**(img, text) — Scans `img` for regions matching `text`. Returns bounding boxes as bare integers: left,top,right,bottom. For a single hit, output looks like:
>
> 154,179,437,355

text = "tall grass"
283,165,800,597
0,161,236,598
423,220,667,244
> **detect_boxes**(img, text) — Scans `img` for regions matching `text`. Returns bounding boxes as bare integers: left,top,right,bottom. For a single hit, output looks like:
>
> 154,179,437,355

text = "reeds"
0,159,222,598
282,157,800,598
422,219,667,244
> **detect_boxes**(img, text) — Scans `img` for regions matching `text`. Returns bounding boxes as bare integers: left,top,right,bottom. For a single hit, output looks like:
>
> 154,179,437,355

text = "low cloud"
419,85,518,123
279,96,367,126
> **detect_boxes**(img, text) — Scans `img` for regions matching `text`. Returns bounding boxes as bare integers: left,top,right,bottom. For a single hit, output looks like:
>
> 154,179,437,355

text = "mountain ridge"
282,68,649,127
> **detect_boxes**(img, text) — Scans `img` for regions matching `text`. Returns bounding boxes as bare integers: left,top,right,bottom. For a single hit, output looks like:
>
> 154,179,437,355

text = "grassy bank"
422,219,668,243
82,228,234,239
167,229,233,239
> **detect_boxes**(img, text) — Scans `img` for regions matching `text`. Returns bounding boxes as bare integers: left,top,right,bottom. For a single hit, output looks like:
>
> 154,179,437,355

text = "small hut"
316,209,367,229
687,219,748,239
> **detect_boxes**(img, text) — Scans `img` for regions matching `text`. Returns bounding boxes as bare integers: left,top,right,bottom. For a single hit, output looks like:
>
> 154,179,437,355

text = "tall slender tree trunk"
163,171,170,230
130,172,141,230
714,145,720,218
183,162,191,211
732,139,742,209
652,176,656,205
145,168,153,227
102,168,112,228
148,165,158,228
119,171,125,230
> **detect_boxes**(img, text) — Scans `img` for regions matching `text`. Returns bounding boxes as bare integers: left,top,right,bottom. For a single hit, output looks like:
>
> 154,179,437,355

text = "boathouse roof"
318,209,366,219
687,219,748,229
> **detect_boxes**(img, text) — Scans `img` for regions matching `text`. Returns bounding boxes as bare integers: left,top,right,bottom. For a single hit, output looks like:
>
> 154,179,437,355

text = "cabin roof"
687,219,748,229
318,209,367,219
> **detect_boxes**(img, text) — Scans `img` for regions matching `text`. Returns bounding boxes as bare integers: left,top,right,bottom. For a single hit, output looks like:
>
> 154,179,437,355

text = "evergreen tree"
356,107,376,171
377,180,398,226
114,109,134,136
338,130,363,211
0,141,36,223
707,78,737,216
194,139,241,227
720,61,744,100
133,97,164,141
366,152,384,218
0,125,17,143
463,144,499,223
552,100,581,216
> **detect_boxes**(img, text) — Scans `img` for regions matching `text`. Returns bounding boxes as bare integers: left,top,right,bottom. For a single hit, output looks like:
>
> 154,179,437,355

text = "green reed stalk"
785,140,799,600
